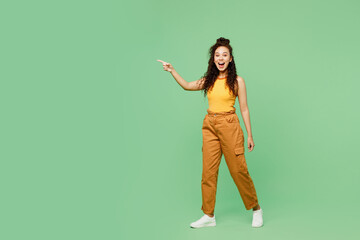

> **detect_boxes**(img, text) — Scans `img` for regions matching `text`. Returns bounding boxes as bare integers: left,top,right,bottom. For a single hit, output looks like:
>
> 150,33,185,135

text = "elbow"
182,84,189,91
240,106,249,113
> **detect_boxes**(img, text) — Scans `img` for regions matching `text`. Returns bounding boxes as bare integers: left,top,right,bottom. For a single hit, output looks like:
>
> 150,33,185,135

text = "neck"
218,69,229,79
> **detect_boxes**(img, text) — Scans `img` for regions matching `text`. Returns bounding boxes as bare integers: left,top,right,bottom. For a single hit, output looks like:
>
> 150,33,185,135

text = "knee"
201,171,218,182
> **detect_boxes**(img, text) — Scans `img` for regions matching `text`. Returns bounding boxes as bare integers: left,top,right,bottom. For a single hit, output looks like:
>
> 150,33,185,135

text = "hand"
157,59,174,72
247,136,255,152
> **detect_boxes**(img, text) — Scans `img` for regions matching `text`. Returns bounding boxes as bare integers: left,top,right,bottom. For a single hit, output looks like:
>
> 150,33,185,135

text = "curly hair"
199,37,238,98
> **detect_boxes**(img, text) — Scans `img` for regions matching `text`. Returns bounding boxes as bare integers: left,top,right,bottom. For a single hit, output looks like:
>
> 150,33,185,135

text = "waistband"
206,107,236,116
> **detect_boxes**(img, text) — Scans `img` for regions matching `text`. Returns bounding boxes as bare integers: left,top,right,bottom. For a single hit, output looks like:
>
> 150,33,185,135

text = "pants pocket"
234,146,244,155
234,146,247,170
225,114,238,123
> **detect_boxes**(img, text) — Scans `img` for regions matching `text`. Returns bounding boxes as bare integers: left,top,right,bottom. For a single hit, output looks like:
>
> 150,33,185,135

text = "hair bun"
216,37,230,44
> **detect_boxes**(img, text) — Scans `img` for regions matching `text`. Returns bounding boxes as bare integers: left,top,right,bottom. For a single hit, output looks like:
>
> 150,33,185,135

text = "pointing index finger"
157,59,166,64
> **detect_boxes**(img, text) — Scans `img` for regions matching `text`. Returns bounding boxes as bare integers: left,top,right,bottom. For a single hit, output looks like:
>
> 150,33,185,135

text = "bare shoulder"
235,76,246,93
236,75,245,83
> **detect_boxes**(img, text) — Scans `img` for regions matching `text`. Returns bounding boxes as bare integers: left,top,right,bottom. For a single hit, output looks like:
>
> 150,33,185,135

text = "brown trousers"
201,108,259,215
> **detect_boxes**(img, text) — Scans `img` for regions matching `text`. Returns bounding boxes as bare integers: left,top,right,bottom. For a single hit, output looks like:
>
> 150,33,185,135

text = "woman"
157,37,263,228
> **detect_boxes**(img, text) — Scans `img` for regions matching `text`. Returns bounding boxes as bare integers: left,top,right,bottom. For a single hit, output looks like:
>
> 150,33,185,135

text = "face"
214,46,232,72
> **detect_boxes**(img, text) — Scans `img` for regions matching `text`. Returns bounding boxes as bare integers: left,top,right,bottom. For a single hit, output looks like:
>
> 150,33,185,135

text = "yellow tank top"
207,76,236,112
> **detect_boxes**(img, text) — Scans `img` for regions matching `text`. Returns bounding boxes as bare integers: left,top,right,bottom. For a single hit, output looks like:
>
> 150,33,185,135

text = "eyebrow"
215,52,228,54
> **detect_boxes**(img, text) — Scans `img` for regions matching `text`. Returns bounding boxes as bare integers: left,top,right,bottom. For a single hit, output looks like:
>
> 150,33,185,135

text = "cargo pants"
201,108,259,215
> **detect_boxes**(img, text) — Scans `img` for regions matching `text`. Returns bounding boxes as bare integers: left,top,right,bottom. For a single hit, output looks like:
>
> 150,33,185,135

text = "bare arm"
169,69,190,90
157,59,205,91
172,70,205,91
186,79,205,91
237,76,255,151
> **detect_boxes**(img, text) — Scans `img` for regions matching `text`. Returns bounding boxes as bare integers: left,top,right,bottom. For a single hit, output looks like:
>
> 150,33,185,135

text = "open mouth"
219,62,225,67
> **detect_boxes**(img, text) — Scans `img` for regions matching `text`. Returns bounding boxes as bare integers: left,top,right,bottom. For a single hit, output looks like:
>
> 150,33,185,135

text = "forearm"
240,108,253,138
170,69,189,90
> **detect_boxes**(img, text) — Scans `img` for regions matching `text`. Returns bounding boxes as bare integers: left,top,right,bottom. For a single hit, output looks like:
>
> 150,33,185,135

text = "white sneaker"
252,208,263,227
190,214,216,228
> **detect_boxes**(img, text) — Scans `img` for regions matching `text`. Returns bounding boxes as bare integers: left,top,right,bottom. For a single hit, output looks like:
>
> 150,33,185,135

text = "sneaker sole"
190,222,216,228
252,223,264,228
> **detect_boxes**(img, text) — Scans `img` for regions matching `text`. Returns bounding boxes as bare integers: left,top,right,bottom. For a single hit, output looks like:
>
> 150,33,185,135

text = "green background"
1,0,360,239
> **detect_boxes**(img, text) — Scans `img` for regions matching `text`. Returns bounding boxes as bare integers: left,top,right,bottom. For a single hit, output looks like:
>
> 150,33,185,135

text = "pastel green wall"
1,0,359,239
